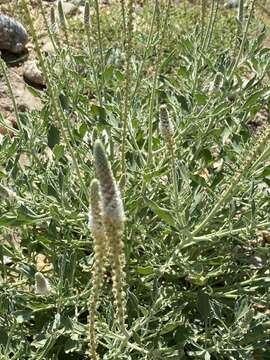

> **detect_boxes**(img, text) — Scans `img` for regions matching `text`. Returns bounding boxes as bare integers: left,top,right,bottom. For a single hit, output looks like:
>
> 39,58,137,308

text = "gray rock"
59,2,77,16
0,15,28,54
224,0,239,9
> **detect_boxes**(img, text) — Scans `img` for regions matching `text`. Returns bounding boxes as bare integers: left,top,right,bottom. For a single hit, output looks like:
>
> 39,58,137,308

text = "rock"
42,39,55,55
224,0,238,9
23,61,45,86
0,15,28,54
0,69,42,126
59,2,77,17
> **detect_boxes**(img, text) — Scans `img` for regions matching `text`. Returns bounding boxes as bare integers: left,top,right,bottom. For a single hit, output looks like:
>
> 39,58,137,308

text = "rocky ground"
0,0,87,136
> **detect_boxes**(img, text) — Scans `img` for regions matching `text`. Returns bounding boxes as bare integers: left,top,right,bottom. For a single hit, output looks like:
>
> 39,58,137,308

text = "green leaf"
0,326,8,346
259,165,270,178
197,290,211,322
160,322,181,335
174,324,190,344
103,65,114,82
136,266,154,275
115,69,125,81
190,174,209,189
243,89,266,109
178,65,189,78
53,144,64,160
195,93,208,105
48,125,60,149
234,296,249,322
146,199,176,227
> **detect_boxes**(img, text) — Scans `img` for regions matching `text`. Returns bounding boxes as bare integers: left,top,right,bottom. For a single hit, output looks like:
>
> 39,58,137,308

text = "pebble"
224,0,239,9
23,61,45,86
58,1,78,17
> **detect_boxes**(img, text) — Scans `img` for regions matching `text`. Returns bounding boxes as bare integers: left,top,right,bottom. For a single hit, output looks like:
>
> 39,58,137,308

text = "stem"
228,0,256,82
121,0,135,184
37,0,59,53
21,0,89,206
192,221,270,243
93,0,113,157
120,0,127,47
200,0,206,42
192,0,218,95
238,0,244,27
147,0,171,167
0,59,23,132
94,0,105,99
131,1,158,102
170,145,185,229
85,1,103,107
202,0,216,51
205,0,219,50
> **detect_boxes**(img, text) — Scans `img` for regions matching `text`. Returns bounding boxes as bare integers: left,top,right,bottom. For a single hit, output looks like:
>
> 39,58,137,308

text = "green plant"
1,1,270,359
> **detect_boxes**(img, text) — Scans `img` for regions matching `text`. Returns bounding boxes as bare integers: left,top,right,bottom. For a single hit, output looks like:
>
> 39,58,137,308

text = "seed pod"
84,1,90,28
159,104,174,148
0,15,28,54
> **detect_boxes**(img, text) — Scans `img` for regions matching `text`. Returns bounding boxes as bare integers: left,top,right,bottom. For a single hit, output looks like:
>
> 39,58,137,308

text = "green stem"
131,1,158,103
0,59,23,132
85,1,103,107
147,0,171,167
21,0,89,205
200,0,206,42
202,0,216,51
94,0,105,100
170,145,185,229
121,0,134,184
192,221,270,244
228,0,256,82
205,0,219,50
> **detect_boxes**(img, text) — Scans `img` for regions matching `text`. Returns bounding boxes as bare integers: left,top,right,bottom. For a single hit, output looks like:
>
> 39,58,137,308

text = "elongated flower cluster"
93,141,128,335
84,1,90,29
94,141,124,223
159,104,175,150
88,140,128,358
88,179,107,360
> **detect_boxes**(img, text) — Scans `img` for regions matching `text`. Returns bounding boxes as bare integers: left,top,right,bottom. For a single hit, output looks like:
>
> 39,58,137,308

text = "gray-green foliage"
0,1,270,359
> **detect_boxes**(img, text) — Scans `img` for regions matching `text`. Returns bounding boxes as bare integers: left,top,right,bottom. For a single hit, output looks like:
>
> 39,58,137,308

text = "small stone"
58,2,77,17
224,0,238,9
42,39,55,55
0,69,42,125
23,61,45,86
35,272,51,295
